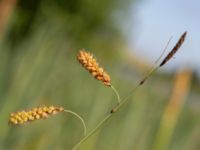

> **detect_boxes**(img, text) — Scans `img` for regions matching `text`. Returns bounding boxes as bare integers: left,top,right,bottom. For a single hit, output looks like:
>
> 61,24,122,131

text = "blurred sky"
125,0,200,73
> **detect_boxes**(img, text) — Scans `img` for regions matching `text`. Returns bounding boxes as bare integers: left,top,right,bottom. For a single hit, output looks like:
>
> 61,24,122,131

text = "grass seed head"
77,50,111,86
160,31,187,66
9,106,64,125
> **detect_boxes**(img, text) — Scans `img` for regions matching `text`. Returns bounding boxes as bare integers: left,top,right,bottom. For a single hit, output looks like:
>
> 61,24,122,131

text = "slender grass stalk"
64,109,87,136
72,114,112,150
155,36,172,64
72,65,160,150
72,32,186,149
110,85,121,104
111,36,172,111
139,36,172,85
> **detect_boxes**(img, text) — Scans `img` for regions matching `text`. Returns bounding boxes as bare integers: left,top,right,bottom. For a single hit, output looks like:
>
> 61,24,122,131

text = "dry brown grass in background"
0,0,17,38
153,69,192,150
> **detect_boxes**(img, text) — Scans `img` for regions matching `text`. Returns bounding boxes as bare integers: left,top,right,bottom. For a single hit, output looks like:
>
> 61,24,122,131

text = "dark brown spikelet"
9,106,64,125
139,77,147,85
77,50,111,86
160,31,187,66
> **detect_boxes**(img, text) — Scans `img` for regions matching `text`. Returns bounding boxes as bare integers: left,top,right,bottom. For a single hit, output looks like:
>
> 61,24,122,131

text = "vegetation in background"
0,0,200,150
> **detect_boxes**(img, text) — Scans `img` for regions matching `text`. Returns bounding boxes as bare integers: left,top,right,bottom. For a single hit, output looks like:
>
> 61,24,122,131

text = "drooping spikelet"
9,106,64,125
77,50,111,86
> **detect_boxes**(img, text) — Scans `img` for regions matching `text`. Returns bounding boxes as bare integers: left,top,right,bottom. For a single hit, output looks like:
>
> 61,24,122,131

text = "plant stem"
72,36,178,149
64,109,87,136
72,114,112,150
155,36,172,64
72,42,168,148
111,84,121,104
72,66,161,150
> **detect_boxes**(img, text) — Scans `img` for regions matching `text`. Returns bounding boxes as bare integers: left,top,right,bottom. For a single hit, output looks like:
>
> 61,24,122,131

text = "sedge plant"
8,31,187,150
72,31,187,150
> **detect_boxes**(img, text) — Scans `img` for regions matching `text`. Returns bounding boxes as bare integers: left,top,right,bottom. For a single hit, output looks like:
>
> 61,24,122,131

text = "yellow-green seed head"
9,106,64,125
77,50,111,86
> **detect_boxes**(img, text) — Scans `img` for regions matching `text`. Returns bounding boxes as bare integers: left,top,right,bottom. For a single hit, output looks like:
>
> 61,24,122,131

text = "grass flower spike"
9,106,87,136
77,50,111,86
77,49,121,104
160,31,187,66
9,106,64,125
72,31,187,149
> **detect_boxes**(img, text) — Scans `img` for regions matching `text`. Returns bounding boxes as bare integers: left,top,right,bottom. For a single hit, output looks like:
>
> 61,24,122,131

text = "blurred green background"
0,0,199,150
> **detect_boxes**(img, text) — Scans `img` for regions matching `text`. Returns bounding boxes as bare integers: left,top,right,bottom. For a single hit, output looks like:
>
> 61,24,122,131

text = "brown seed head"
9,106,64,125
160,31,187,66
77,50,111,86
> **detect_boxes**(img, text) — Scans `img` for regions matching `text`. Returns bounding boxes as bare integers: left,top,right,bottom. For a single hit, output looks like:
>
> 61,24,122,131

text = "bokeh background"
0,0,199,150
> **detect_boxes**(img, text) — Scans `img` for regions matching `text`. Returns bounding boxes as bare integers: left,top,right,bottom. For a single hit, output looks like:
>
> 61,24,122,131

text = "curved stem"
72,38,177,149
72,65,161,149
114,68,158,111
139,37,172,85
111,85,121,104
72,47,170,149
64,109,87,137
72,114,112,150
155,36,172,64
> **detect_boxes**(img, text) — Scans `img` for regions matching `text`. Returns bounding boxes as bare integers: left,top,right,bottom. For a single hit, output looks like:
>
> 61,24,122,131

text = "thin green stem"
64,109,87,137
113,42,170,110
72,114,112,150
111,84,121,104
72,43,171,149
140,66,159,85
138,37,172,85
72,65,160,149
155,36,172,64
